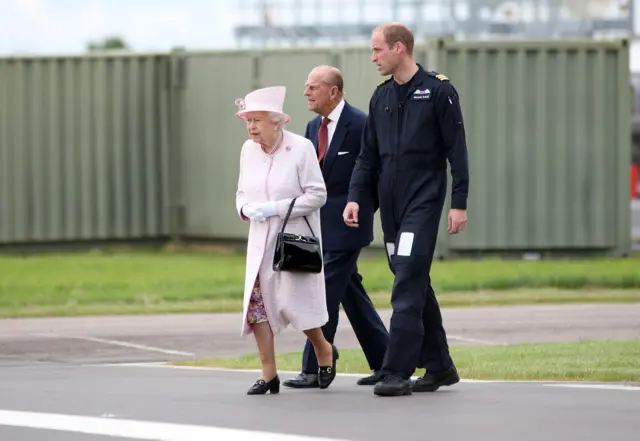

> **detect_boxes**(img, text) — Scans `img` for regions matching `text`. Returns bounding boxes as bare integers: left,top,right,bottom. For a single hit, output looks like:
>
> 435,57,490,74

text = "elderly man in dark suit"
283,65,389,389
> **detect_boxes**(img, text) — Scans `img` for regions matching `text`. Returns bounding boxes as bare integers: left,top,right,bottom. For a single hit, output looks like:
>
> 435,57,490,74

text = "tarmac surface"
1,303,639,440
2,303,640,365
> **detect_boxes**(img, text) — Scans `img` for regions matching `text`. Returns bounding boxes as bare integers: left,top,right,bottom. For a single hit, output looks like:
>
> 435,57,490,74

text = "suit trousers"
302,249,389,373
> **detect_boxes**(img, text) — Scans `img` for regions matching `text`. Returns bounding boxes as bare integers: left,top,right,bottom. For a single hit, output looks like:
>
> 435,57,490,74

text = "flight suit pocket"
409,88,431,101
408,91,434,120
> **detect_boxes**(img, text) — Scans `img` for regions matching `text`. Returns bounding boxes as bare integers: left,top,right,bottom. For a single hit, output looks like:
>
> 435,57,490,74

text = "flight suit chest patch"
409,88,431,100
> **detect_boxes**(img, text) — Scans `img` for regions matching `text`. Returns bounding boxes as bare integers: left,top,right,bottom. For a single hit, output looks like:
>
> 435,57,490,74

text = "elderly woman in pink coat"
235,86,339,395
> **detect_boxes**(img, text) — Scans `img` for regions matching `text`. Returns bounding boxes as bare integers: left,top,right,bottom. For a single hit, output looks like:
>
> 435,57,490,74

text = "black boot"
373,374,413,397
247,375,280,395
318,344,339,389
357,370,382,386
283,373,318,389
412,366,459,392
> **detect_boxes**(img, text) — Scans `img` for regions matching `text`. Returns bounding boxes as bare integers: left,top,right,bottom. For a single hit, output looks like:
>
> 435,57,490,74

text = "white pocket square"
337,151,350,156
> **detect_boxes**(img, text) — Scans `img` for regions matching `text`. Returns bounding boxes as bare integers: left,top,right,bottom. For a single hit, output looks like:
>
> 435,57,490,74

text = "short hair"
324,66,344,95
376,22,414,56
312,65,344,95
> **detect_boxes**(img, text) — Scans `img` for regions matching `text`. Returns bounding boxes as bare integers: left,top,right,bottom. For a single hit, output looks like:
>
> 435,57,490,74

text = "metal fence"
0,38,632,256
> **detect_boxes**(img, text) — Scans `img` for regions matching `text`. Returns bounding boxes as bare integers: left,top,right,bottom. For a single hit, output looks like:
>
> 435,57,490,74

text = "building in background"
233,0,634,48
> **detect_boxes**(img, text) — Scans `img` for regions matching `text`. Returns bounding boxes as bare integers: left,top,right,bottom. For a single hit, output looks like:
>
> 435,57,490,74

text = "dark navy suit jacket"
304,101,375,252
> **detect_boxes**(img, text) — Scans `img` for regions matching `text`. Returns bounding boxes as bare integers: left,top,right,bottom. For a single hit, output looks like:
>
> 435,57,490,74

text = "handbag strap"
280,198,316,237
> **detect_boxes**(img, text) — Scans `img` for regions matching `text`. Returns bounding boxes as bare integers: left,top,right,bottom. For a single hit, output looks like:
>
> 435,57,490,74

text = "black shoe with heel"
318,344,339,389
247,375,280,395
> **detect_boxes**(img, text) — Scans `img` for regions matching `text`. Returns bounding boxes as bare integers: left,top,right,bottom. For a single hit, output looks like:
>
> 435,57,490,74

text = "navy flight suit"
347,64,470,393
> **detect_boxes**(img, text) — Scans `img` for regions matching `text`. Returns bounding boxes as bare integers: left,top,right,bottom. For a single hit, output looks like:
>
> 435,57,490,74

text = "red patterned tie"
317,117,330,162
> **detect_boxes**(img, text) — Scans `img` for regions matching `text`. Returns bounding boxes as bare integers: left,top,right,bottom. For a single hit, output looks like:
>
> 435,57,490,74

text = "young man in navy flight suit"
344,23,470,397
283,65,390,389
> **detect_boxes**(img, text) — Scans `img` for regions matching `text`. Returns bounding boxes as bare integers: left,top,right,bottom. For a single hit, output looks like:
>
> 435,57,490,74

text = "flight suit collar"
392,64,428,102
409,64,428,90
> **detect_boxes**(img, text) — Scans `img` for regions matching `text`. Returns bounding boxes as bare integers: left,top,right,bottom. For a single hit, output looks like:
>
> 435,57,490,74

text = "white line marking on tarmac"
543,383,640,392
33,333,195,357
96,363,640,390
0,410,348,441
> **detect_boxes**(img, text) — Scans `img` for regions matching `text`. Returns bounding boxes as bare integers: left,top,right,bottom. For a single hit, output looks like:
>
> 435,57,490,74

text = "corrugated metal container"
0,53,172,244
172,49,257,239
174,47,359,240
437,39,631,256
174,44,438,249
172,39,631,256
1,39,631,256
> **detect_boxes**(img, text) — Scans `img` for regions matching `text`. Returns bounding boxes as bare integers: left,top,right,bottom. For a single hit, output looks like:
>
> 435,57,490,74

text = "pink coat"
235,130,329,337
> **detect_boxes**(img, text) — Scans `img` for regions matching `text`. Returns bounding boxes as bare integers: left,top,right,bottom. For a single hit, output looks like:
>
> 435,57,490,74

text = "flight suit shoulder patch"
427,71,449,82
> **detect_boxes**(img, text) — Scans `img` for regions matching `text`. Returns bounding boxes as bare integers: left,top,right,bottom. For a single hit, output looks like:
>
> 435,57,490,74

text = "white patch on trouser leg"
397,232,414,256
386,242,395,256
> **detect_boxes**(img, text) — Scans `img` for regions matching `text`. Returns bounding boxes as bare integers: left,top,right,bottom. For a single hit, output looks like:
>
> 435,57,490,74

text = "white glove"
242,205,266,222
242,202,277,222
253,201,277,218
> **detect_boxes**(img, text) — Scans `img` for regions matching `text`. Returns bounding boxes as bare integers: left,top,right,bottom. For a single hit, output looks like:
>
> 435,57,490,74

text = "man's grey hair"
311,65,344,96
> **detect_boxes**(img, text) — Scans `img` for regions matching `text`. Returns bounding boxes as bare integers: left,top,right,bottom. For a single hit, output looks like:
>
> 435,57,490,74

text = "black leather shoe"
283,373,318,389
412,366,460,392
318,344,339,389
357,370,382,386
373,374,412,397
247,376,280,395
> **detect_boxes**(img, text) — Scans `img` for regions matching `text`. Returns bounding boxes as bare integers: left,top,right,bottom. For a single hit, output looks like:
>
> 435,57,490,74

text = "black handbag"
272,198,323,273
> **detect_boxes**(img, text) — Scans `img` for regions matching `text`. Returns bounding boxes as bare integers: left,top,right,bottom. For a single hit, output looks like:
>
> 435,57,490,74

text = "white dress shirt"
324,99,345,151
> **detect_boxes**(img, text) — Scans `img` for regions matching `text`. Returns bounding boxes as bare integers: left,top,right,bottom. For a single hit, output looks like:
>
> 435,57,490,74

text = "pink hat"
235,86,291,124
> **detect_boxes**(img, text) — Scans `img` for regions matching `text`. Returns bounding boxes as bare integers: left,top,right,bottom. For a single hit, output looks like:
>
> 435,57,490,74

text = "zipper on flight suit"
394,79,420,227
392,100,402,228
393,84,412,229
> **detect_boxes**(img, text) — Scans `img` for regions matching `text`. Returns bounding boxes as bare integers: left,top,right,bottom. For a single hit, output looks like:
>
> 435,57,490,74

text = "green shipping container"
0,53,172,244
171,39,631,257
0,39,632,257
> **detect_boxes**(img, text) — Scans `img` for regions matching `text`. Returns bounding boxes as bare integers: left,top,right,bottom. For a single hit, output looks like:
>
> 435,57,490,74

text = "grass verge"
171,339,640,384
2,250,640,318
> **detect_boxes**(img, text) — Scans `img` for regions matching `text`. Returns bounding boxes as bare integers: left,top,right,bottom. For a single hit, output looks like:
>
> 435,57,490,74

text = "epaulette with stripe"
427,71,449,81
377,77,392,87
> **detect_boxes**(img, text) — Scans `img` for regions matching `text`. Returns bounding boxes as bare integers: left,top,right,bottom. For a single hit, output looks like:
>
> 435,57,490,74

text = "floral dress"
246,276,268,324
